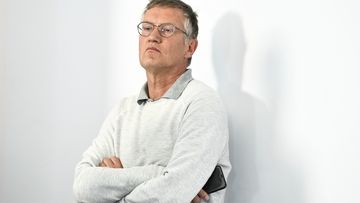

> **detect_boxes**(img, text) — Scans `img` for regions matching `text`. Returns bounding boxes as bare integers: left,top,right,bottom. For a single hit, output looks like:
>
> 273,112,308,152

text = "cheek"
171,43,187,57
139,42,148,60
139,40,145,52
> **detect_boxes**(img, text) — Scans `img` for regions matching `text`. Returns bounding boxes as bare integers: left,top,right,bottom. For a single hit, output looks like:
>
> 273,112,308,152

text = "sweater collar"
137,69,193,104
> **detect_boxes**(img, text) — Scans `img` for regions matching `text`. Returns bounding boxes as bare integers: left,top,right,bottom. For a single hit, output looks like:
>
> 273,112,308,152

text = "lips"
146,47,160,53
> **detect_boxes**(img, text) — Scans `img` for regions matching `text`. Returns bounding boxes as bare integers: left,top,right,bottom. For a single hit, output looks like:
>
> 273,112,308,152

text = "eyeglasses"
137,22,188,38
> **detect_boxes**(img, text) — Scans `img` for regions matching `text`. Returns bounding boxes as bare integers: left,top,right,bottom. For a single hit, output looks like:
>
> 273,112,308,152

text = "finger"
110,156,123,168
99,161,106,167
197,189,209,201
103,158,115,168
191,195,201,203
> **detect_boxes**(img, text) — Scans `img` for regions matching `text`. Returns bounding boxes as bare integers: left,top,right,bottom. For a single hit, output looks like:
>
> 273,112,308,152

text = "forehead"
143,6,185,25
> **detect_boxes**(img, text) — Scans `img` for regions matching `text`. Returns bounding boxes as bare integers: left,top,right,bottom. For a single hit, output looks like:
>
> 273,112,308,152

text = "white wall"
1,0,360,202
0,0,5,140
1,0,110,202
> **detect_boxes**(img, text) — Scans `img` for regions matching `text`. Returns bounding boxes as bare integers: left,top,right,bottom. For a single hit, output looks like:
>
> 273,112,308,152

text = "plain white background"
1,0,360,202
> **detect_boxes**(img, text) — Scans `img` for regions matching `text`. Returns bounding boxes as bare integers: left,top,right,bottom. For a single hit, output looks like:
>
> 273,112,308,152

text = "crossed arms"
73,95,228,203
99,156,209,203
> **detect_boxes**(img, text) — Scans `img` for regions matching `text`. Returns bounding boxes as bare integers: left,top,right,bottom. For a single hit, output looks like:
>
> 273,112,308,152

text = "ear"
184,39,198,59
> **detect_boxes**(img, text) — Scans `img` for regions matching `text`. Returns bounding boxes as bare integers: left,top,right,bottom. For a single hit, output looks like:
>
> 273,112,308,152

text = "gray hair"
143,0,198,39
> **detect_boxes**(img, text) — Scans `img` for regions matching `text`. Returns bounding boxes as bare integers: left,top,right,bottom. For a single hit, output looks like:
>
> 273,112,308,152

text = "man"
73,0,231,202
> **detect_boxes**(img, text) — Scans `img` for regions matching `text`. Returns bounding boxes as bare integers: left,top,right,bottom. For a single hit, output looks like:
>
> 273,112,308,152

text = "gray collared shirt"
137,69,193,104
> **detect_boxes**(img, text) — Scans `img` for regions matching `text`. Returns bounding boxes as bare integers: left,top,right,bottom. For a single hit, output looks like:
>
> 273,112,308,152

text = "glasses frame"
137,22,188,38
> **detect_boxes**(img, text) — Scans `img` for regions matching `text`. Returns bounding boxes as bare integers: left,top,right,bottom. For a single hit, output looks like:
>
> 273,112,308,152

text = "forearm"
73,164,164,203
118,133,227,203
117,156,220,203
118,94,229,203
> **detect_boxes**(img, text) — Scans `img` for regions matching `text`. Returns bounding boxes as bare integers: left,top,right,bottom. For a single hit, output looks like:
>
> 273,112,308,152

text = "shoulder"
119,95,138,110
107,95,138,119
182,79,222,104
181,80,226,116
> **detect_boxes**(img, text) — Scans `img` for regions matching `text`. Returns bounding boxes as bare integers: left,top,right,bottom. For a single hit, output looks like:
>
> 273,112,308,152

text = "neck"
146,68,186,100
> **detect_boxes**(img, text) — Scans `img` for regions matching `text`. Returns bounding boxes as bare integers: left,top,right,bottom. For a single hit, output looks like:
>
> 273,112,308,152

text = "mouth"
146,47,161,53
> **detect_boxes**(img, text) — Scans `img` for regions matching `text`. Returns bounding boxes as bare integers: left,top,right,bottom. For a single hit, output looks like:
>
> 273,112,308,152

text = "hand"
99,156,123,168
191,189,209,203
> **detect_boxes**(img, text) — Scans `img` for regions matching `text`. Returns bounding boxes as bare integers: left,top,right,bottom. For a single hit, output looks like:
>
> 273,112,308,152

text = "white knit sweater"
73,70,231,203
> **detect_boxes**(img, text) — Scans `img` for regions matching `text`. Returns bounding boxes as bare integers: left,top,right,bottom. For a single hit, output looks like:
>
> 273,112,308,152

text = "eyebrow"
141,21,174,25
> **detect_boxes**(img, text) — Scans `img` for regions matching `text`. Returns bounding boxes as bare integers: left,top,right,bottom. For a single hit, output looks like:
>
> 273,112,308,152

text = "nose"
147,27,162,43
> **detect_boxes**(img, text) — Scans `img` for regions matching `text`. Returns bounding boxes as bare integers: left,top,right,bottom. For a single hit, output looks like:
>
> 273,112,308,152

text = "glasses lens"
138,22,153,36
159,24,176,37
137,22,182,37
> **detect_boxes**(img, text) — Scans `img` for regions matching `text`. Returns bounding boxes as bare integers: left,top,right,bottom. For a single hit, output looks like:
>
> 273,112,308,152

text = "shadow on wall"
212,12,259,203
212,12,305,203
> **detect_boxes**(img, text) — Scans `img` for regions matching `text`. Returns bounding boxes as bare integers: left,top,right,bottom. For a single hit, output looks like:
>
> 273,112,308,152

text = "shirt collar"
137,69,193,104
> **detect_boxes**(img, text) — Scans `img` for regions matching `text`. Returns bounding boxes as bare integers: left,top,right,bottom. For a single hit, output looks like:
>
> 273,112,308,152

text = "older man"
73,0,231,202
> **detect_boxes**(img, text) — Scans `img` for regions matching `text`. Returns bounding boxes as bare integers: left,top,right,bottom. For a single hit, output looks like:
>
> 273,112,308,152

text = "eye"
141,23,153,31
161,25,175,35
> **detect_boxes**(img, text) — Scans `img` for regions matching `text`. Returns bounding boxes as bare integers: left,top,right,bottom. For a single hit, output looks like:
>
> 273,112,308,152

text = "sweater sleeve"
73,103,164,203
119,93,229,203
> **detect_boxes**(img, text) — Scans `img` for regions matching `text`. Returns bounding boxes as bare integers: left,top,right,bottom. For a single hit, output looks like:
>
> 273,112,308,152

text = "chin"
143,64,160,70
142,64,167,74
141,59,161,68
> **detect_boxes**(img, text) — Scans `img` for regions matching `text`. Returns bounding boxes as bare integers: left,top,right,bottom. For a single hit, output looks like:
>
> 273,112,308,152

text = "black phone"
202,165,227,194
